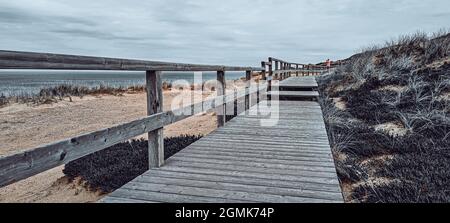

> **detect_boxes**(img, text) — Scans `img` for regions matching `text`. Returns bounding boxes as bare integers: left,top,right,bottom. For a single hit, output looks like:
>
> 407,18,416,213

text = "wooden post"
285,63,288,79
296,64,299,76
268,58,273,92
245,70,251,111
261,61,266,80
146,70,164,168
233,88,238,116
287,63,289,78
256,80,260,105
274,61,279,80
217,70,226,127
258,62,266,105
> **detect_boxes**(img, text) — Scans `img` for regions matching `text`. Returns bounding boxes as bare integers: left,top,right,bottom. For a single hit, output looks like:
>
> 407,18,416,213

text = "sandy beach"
0,90,220,203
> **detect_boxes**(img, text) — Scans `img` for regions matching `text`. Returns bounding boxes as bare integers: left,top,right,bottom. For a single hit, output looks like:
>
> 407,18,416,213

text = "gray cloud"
0,0,449,66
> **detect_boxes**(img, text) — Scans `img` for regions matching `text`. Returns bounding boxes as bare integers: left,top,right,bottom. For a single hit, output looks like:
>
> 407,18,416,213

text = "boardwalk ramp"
101,77,343,203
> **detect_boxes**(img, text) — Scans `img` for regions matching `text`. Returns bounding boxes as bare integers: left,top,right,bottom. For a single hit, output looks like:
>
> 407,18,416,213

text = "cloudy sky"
0,0,449,66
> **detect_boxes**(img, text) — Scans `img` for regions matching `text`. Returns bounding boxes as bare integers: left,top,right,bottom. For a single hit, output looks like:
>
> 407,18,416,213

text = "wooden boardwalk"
279,76,318,89
101,77,343,203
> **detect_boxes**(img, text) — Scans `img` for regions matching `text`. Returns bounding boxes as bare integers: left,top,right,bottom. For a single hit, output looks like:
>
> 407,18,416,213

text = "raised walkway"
101,77,343,203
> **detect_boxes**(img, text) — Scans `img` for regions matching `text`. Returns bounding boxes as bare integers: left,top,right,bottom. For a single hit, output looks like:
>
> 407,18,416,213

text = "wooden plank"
159,166,340,188
210,131,329,140
273,70,324,75
198,136,331,146
136,174,343,201
101,196,156,203
186,144,334,156
266,91,319,97
146,71,164,168
190,142,332,154
165,159,338,179
175,148,334,162
171,149,335,164
167,156,336,174
106,187,247,203
121,181,337,203
144,169,342,193
0,50,262,71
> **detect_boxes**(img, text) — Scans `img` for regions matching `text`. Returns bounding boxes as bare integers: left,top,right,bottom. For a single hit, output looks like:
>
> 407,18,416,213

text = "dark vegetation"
63,135,202,193
317,31,450,202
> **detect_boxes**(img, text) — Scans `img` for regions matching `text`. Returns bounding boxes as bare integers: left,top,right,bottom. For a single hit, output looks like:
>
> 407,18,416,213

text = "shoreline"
0,76,257,107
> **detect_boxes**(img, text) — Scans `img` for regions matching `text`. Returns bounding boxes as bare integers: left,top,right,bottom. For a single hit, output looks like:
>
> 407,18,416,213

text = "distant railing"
0,50,328,187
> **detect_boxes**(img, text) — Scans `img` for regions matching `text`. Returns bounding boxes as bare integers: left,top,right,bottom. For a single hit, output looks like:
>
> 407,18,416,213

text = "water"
0,70,245,97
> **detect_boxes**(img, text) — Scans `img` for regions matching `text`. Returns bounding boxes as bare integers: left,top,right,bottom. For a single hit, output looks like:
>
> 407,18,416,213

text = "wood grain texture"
245,70,252,111
216,71,226,127
0,50,262,71
102,97,343,203
146,71,164,168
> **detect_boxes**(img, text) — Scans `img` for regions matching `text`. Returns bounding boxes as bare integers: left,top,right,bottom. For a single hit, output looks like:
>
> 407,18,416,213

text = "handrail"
0,50,262,72
262,57,328,80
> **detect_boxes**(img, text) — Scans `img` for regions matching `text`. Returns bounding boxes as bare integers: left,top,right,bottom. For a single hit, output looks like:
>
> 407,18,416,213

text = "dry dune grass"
318,31,450,203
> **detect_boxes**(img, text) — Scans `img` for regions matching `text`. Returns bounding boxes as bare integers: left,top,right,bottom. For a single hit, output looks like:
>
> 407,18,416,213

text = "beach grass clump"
317,30,450,202
0,84,147,107
0,93,7,107
63,134,202,193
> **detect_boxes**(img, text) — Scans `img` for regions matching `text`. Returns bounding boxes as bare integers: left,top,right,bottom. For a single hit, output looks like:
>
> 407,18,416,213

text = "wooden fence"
0,50,328,187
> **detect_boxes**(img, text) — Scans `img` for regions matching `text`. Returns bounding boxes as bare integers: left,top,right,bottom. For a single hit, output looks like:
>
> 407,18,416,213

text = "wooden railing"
0,51,327,187
267,57,328,79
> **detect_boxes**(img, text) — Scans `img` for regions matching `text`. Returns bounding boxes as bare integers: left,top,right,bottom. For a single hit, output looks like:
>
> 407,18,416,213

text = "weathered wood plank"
144,169,342,193
121,181,338,203
167,156,336,173
188,145,333,156
135,175,343,201
159,165,340,188
171,149,335,164
146,71,164,168
182,145,334,157
165,159,339,180
101,196,156,203
266,91,320,97
0,50,263,71
175,148,334,162
106,187,247,203
197,137,331,147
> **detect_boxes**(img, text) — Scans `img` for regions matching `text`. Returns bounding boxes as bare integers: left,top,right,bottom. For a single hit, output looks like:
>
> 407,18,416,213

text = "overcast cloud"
0,0,449,66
